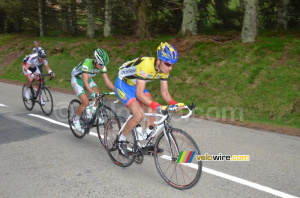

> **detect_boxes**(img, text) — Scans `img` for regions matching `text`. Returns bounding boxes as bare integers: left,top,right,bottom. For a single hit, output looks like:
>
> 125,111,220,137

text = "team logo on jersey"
117,88,126,100
139,69,148,78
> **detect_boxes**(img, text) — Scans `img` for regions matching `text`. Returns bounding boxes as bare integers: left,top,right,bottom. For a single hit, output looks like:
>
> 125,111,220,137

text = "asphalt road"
0,82,299,198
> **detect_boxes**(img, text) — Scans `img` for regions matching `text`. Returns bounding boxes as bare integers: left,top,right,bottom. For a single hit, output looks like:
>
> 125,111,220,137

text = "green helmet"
94,48,109,66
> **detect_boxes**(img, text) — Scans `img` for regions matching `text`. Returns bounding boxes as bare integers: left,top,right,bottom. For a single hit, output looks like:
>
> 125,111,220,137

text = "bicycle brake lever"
187,102,196,110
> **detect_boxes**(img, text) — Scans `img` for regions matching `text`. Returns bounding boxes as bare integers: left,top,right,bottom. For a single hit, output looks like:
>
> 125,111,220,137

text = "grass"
0,33,299,129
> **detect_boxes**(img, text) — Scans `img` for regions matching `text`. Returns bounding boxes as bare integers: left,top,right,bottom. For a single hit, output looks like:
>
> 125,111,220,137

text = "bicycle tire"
68,99,87,139
22,84,35,111
96,105,117,147
154,128,202,190
104,116,136,167
40,87,53,116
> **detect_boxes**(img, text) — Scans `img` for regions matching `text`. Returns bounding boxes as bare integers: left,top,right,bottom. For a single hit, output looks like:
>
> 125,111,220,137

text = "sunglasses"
164,62,173,67
96,61,104,66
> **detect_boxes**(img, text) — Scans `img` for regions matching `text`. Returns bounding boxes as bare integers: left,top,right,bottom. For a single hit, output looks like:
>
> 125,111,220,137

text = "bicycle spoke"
22,84,35,111
104,117,135,167
154,128,202,189
40,87,53,116
97,106,116,147
68,99,87,139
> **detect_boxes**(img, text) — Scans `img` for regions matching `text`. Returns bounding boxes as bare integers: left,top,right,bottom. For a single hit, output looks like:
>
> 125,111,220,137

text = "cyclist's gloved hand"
30,73,35,78
169,100,185,107
157,105,167,110
150,101,160,110
48,70,55,77
91,92,97,99
177,103,185,107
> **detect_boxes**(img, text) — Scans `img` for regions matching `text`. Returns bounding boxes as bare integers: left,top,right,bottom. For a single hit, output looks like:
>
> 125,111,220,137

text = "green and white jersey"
71,58,107,78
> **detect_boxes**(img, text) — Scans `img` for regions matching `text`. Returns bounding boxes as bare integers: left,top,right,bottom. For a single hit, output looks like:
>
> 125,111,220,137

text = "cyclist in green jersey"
71,48,115,132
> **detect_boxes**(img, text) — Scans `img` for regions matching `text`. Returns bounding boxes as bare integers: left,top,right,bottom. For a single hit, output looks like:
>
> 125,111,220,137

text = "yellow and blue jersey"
117,57,169,86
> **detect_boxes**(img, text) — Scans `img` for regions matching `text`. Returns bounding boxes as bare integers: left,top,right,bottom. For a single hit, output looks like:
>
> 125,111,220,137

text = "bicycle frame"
84,92,115,128
30,74,51,100
117,105,193,158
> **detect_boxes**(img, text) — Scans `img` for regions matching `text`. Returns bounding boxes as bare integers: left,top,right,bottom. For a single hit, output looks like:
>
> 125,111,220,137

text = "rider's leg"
117,101,144,157
25,74,33,88
141,93,155,128
121,101,144,138
23,64,33,88
71,76,90,117
91,86,100,107
76,94,89,118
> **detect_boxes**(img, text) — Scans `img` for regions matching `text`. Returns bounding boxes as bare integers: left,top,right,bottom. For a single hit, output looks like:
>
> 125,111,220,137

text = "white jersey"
33,46,42,54
24,54,48,69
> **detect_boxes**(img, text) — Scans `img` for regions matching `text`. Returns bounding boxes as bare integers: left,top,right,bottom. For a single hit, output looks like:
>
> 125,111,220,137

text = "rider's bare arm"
136,79,153,106
160,80,174,104
24,62,31,72
44,64,51,73
82,73,94,94
102,73,115,91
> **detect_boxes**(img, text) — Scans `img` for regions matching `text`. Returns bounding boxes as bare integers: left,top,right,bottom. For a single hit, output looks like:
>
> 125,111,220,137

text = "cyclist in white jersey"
70,48,115,132
22,49,55,103
32,41,44,73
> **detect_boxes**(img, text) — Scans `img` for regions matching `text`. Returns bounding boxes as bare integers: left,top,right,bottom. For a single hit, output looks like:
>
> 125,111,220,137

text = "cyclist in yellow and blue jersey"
115,42,185,157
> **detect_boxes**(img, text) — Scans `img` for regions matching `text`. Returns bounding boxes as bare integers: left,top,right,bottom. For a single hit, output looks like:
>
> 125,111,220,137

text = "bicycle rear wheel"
154,128,202,190
22,84,35,111
68,99,87,138
39,87,53,116
96,105,116,147
104,116,135,167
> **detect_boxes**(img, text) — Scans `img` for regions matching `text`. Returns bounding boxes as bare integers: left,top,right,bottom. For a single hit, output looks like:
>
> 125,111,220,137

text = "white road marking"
29,114,299,198
160,155,297,198
0,103,8,107
28,114,99,137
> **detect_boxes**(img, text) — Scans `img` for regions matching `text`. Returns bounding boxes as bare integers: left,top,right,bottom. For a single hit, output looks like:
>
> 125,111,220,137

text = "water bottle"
143,125,154,140
91,106,97,117
135,124,144,141
33,86,38,97
85,106,92,119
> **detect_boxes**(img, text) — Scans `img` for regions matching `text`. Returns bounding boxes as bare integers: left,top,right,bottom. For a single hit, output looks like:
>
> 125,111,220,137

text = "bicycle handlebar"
89,92,116,104
153,102,196,125
36,73,54,81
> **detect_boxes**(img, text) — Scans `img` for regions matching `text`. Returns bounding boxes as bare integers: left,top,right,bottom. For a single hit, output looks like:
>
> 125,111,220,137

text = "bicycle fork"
163,127,180,162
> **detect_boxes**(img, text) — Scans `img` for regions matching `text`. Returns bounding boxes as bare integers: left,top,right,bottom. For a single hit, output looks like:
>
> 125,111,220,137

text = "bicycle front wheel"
96,105,116,147
68,99,86,139
39,87,53,115
22,84,35,111
104,116,135,167
154,128,202,190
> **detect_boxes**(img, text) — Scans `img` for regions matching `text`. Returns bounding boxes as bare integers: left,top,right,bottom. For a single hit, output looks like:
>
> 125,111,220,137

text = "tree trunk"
240,0,245,8
241,0,258,43
86,0,95,38
38,0,46,37
70,0,78,35
104,0,112,37
0,8,5,33
181,0,197,37
61,2,69,34
135,0,147,40
276,0,290,31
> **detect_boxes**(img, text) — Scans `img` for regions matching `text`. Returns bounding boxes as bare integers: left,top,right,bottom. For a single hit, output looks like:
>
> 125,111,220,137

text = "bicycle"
67,92,117,147
22,73,54,116
104,103,202,190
